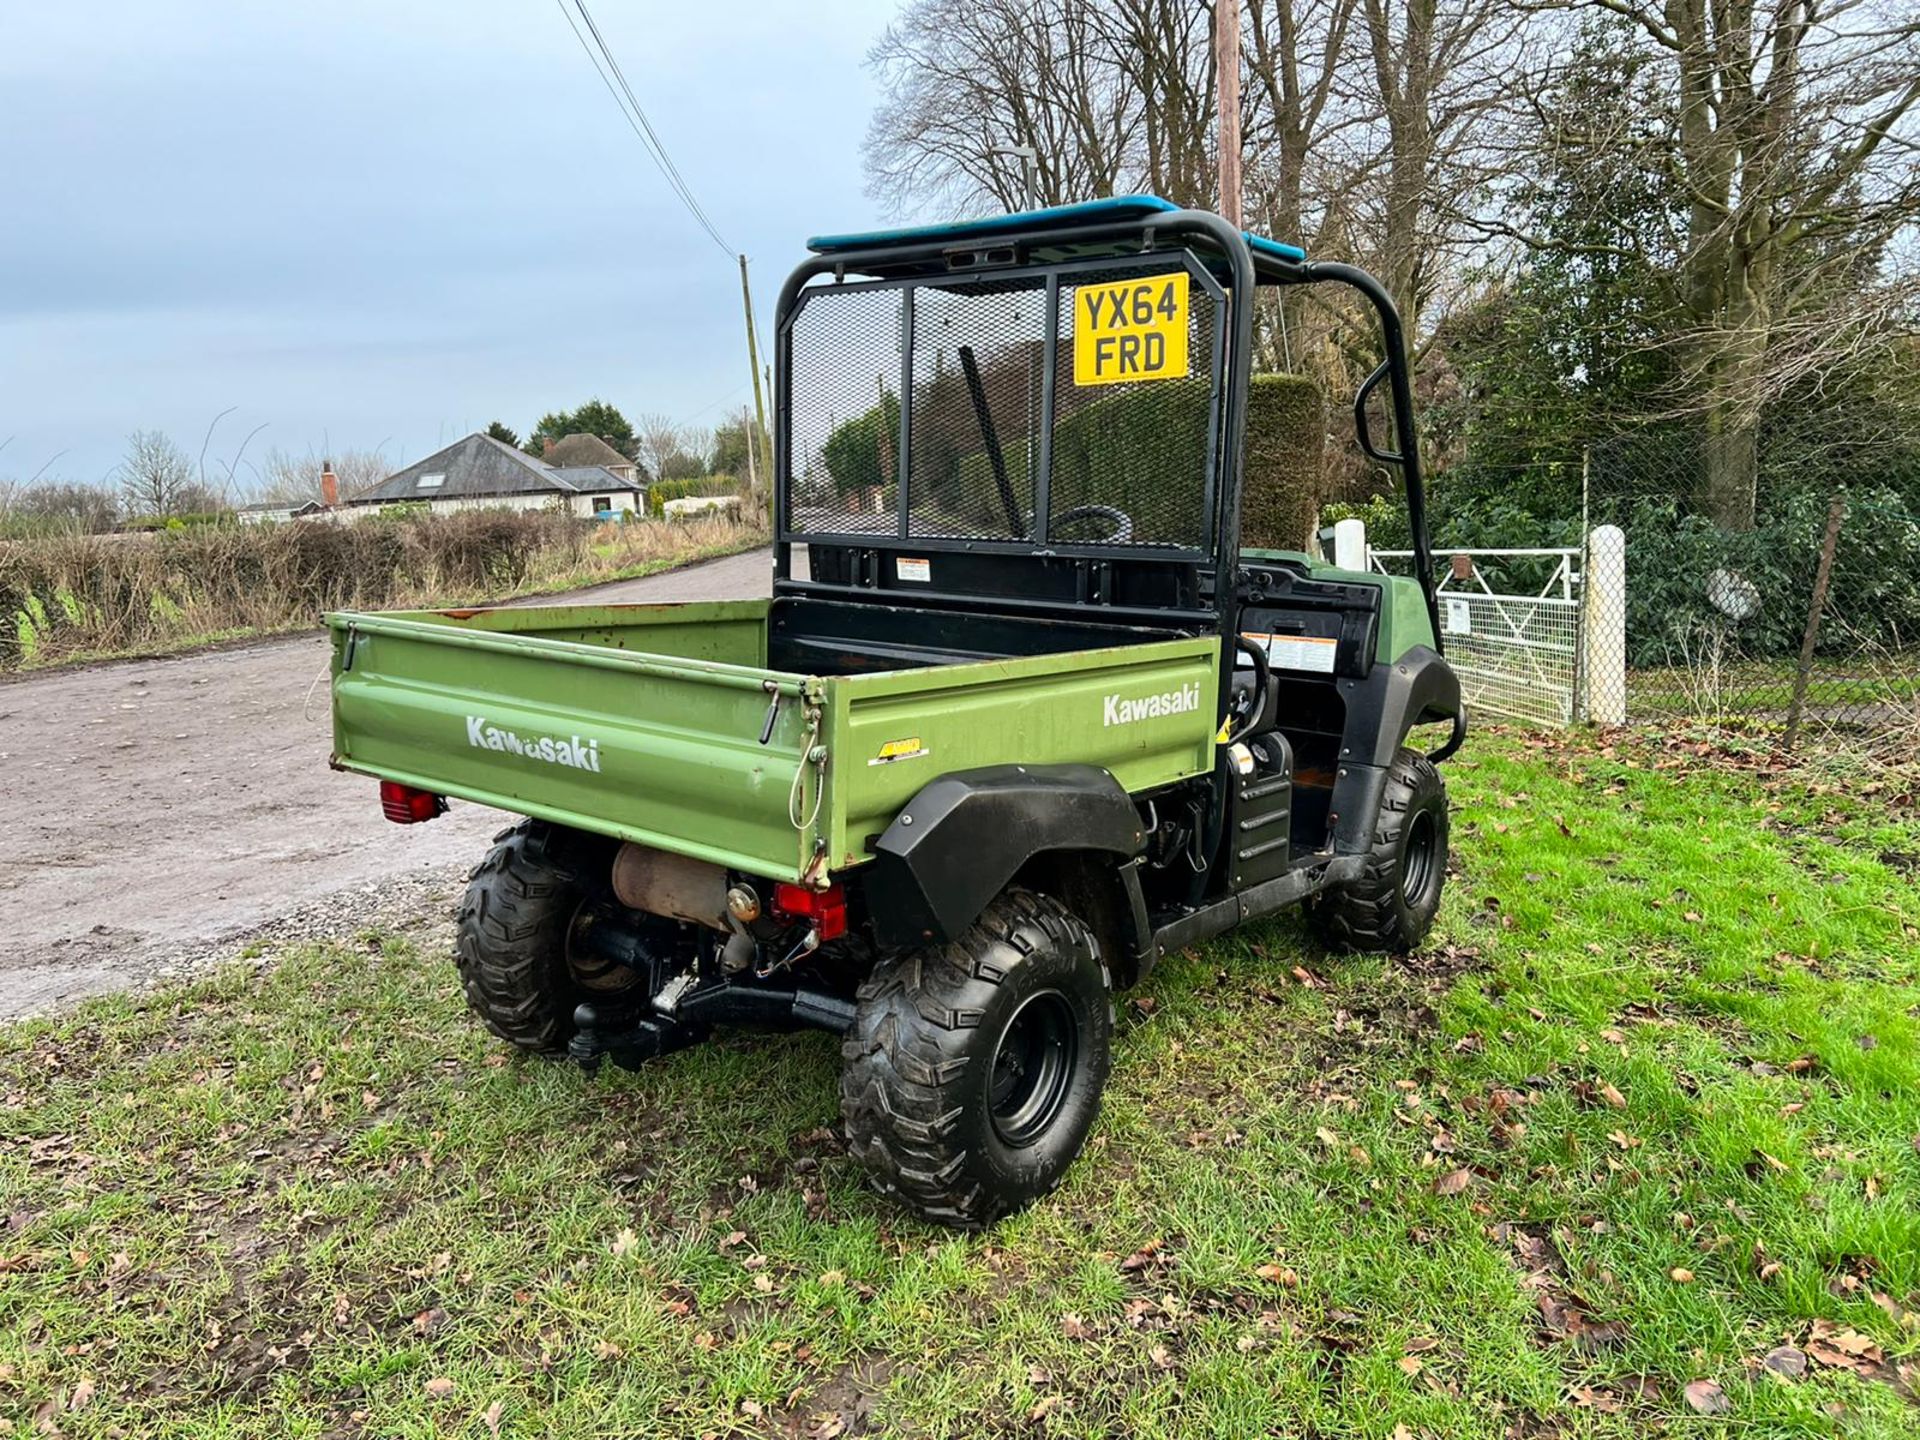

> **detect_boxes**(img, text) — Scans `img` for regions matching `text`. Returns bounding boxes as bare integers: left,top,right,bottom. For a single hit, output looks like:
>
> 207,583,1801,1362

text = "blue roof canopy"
806,195,1307,264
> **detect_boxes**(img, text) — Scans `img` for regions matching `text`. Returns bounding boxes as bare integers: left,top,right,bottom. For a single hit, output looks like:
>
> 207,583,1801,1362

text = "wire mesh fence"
1365,429,1920,749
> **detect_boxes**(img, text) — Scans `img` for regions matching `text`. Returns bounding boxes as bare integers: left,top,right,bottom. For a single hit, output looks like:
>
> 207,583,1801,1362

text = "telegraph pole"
738,253,772,513
1214,0,1243,226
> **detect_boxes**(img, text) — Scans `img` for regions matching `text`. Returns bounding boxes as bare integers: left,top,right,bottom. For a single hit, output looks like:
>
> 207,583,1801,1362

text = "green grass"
3,732,1917,1437
1626,657,1920,719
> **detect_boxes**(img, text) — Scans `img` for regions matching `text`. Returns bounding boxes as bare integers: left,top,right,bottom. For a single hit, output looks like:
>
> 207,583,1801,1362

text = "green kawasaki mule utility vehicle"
328,198,1464,1227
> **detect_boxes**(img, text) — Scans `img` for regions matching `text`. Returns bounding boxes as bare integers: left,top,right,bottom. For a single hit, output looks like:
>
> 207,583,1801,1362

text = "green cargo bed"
328,600,1219,884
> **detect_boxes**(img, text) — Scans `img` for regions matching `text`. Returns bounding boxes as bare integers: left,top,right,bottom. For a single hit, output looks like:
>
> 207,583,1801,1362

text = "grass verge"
1,512,766,675
2,731,1916,1437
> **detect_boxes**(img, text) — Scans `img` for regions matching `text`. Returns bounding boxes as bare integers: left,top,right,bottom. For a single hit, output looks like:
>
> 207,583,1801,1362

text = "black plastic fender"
865,765,1146,947
1344,646,1463,767
1329,646,1465,854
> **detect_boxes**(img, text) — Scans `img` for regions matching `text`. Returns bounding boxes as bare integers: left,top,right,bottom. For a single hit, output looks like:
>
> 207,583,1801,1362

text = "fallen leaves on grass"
609,1227,638,1258
1806,1319,1882,1371
1669,1267,1695,1284
1120,1238,1173,1274
1494,1222,1630,1353
1683,1378,1729,1414
412,1306,448,1336
1254,1263,1299,1287
1762,1346,1807,1379
423,1376,455,1399
481,1399,505,1437
1432,1167,1473,1196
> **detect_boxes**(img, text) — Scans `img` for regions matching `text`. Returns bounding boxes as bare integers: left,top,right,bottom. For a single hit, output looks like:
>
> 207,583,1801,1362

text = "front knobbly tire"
1312,748,1450,954
839,889,1112,1229
454,820,608,1055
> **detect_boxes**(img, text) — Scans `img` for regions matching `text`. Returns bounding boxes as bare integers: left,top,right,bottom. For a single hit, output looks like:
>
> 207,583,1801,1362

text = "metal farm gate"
1372,547,1586,726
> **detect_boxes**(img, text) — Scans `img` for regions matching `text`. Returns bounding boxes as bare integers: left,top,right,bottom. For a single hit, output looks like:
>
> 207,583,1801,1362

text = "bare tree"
633,413,704,483
1338,0,1530,363
0,478,120,534
117,431,200,519
250,447,390,505
866,0,1229,215
1503,0,1920,528
869,0,1124,213
1244,0,1361,251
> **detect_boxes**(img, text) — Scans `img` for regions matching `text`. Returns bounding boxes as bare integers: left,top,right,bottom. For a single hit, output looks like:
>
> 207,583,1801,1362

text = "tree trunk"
1695,294,1769,531
1700,395,1758,532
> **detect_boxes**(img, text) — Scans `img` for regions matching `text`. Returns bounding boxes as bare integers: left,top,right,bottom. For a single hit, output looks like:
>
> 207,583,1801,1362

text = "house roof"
544,432,634,470
551,466,643,491
236,499,326,516
352,434,639,505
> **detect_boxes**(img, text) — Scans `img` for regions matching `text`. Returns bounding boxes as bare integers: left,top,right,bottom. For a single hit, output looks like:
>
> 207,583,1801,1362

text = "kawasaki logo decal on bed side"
466,715,602,772
1102,681,1203,727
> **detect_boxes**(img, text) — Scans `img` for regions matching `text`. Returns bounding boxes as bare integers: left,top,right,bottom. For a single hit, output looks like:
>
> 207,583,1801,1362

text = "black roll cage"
770,207,1441,649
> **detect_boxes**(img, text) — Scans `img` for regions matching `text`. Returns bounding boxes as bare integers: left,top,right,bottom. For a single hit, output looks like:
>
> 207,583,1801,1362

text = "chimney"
321,461,339,508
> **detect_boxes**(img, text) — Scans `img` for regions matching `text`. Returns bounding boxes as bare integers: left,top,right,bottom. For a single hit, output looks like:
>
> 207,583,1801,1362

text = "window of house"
416,473,445,490
591,495,614,514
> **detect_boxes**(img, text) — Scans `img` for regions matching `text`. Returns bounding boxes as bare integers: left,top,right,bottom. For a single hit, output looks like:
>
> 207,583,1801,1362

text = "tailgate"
328,612,821,879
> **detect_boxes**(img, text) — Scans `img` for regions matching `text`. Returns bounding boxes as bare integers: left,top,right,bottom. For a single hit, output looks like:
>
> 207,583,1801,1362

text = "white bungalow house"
347,433,646,519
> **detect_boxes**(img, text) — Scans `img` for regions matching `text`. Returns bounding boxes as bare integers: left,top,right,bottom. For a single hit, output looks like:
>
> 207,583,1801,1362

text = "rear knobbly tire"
1311,747,1449,953
839,889,1112,1229
454,820,619,1055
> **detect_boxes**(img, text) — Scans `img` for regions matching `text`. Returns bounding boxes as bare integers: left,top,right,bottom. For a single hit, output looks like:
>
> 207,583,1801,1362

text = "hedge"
820,370,1325,545
1240,374,1326,551
648,476,739,517
1049,372,1324,547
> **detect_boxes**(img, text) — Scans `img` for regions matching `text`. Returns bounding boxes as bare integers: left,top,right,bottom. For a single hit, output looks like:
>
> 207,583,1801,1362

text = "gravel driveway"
0,547,773,1018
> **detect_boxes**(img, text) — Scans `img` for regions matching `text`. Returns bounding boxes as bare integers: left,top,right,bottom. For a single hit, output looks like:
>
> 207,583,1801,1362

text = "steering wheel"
1052,504,1134,543
1228,633,1272,743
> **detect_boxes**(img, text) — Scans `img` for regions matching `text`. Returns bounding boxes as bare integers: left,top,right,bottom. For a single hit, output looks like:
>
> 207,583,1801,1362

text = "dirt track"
0,548,773,1018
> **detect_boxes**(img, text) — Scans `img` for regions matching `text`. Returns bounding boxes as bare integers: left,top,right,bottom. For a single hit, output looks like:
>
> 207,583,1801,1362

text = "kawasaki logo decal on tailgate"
1102,681,1202,727
466,715,602,772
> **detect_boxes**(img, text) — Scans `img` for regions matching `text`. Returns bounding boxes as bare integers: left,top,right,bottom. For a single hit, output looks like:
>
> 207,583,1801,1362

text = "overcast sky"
0,1,905,488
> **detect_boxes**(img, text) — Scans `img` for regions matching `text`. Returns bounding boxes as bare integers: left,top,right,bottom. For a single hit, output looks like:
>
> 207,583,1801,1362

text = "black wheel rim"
988,991,1077,1147
566,905,646,994
1401,808,1441,908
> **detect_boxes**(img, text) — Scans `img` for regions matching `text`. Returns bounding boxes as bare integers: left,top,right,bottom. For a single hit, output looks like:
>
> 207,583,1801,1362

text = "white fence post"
1586,524,1626,725
1333,516,1368,572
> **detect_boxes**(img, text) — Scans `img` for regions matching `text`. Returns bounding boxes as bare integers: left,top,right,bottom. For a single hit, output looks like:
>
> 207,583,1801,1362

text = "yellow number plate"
1073,273,1190,387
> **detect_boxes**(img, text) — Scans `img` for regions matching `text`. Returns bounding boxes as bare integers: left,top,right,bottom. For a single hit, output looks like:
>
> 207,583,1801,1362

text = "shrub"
0,507,762,671
820,395,900,496
121,511,236,532
648,477,738,517
1240,374,1326,551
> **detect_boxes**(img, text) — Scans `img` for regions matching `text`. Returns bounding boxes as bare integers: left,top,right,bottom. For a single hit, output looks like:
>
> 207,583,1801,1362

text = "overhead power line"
552,0,735,258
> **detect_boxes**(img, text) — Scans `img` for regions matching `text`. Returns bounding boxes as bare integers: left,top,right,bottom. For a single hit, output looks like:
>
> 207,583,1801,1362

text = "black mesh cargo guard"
771,200,1441,644
781,253,1225,556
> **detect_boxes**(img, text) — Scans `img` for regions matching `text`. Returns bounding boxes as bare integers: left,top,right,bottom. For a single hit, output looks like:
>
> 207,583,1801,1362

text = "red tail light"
379,781,446,824
772,880,848,941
